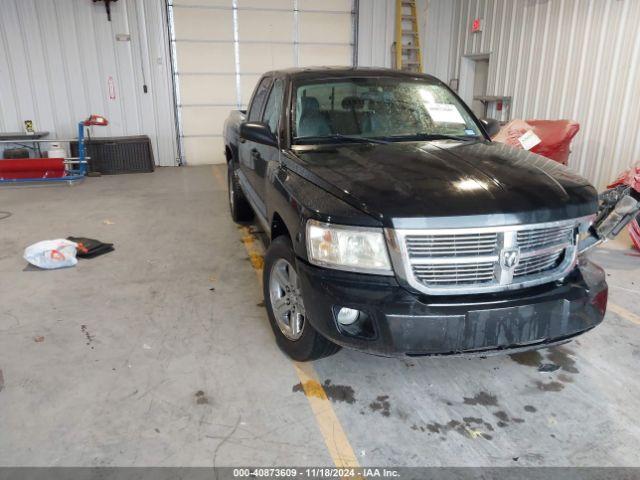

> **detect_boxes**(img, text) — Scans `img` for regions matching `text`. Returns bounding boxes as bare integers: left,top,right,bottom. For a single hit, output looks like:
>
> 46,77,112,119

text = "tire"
228,163,254,223
263,236,341,361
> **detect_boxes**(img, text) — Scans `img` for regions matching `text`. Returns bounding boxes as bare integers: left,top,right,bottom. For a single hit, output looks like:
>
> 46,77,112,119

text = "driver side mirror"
240,122,277,147
480,118,501,138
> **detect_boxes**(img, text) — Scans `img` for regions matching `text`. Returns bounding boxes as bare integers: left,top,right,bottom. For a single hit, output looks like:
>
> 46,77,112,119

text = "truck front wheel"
227,164,254,222
263,236,341,361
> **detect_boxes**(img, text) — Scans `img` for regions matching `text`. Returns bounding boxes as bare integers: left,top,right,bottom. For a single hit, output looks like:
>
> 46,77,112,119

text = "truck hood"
289,140,598,228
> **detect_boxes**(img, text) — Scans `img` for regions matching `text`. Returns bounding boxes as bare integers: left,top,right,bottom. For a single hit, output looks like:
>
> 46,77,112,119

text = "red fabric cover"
492,119,580,165
0,158,65,179
527,120,580,166
607,162,640,251
629,221,640,252
607,162,640,192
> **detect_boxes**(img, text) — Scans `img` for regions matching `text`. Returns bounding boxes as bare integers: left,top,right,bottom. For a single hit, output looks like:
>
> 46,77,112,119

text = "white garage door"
168,0,356,165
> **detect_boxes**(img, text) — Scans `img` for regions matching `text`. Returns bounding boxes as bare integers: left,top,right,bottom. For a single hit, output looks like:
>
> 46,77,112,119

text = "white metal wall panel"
182,107,229,136
358,0,436,69
356,0,395,68
240,0,292,8
239,11,295,42
358,0,640,189
423,0,453,81
173,0,230,6
432,0,640,189
173,8,234,40
170,1,356,165
183,137,221,164
298,12,353,44
176,43,237,73
298,44,353,67
299,0,352,11
179,75,238,104
239,44,296,74
240,74,264,102
0,0,178,166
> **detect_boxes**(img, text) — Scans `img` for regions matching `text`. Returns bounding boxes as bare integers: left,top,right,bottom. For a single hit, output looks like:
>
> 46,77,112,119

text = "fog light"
336,307,360,325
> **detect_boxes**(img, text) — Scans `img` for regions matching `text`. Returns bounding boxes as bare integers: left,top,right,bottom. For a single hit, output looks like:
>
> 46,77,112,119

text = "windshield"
292,77,483,144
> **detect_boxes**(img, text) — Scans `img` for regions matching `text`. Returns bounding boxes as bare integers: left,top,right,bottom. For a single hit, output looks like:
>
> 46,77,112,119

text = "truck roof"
263,66,440,83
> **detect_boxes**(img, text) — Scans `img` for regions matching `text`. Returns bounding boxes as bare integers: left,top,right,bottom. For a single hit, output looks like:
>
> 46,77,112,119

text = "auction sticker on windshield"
426,103,466,124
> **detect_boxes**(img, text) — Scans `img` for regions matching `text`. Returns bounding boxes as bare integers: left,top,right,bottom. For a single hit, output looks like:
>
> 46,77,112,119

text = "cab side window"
262,79,285,136
248,77,272,122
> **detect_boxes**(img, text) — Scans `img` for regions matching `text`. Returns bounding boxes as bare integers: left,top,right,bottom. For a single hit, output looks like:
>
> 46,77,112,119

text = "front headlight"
305,219,392,275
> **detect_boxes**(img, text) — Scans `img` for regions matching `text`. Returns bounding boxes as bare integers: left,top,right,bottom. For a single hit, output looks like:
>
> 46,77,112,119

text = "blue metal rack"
0,115,108,184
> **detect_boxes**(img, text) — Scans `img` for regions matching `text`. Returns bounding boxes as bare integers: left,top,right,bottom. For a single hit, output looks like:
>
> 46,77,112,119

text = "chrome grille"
514,250,564,277
406,233,498,258
389,218,584,295
413,262,495,285
517,225,574,252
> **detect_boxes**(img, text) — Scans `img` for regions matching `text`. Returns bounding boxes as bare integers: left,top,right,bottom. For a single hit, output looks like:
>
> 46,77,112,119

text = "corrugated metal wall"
358,0,433,69
359,0,640,189
357,0,395,67
423,0,453,81
0,0,178,166
439,0,640,189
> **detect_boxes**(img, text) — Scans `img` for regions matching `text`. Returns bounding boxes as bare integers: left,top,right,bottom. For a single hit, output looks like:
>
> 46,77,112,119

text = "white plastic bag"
23,239,78,269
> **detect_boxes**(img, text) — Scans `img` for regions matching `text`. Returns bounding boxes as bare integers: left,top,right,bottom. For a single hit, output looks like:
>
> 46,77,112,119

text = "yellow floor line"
608,302,640,326
292,362,360,468
211,165,226,189
211,166,360,469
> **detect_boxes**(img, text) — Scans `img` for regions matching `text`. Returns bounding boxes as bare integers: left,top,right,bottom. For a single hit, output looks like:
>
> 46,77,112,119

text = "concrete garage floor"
1,165,639,467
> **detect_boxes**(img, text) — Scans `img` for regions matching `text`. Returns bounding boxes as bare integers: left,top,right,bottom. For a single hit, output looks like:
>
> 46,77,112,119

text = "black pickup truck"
223,67,611,361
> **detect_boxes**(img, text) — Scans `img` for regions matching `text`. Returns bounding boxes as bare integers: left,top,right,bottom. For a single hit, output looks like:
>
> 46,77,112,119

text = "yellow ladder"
393,0,423,73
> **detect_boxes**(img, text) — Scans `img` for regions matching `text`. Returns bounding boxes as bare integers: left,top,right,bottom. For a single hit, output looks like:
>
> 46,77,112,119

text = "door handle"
250,148,260,160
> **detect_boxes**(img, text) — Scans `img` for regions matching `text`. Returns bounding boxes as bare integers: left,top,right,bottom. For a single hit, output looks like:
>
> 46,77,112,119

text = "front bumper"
296,258,608,356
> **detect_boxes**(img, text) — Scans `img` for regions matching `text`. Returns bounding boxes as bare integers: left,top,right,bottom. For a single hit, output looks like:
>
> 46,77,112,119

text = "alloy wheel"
269,258,305,340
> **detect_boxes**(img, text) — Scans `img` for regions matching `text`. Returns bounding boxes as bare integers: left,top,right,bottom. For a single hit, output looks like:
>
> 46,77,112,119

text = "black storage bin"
70,135,154,174
3,148,30,159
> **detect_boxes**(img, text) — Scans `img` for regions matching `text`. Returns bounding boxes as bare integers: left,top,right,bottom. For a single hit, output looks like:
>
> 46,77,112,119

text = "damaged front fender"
578,176,640,254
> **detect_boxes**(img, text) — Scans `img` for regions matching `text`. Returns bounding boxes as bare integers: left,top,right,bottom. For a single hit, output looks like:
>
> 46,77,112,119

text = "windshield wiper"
385,133,480,142
294,134,389,145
